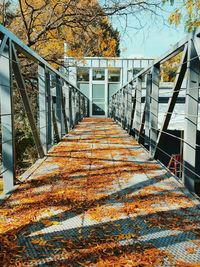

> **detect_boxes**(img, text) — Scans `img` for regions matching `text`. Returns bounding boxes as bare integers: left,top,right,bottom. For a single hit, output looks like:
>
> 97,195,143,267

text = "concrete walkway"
1,118,200,266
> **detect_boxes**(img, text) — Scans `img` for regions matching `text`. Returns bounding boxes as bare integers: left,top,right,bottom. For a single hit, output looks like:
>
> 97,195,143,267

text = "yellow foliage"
8,0,120,66
186,0,193,15
167,0,200,31
168,9,181,26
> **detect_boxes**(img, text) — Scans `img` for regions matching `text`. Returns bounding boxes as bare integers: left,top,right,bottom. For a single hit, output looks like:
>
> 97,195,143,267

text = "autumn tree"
165,0,200,31
161,52,182,82
6,0,120,66
0,0,15,26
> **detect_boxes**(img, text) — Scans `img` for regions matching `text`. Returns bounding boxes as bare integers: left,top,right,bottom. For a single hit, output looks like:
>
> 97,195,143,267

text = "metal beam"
127,84,132,130
45,71,53,149
61,86,68,136
38,64,47,154
0,40,15,193
0,35,8,55
0,25,87,98
12,44,44,158
123,86,128,129
134,77,142,140
183,38,200,192
110,36,189,99
150,65,160,157
155,45,188,158
52,101,59,143
144,74,152,147
128,87,136,134
56,76,62,140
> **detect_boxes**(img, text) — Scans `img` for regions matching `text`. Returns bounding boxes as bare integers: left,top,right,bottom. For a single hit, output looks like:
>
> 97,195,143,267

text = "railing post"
122,88,126,129
150,65,160,157
126,84,132,130
45,70,54,149
38,64,47,154
120,89,123,127
183,38,200,192
145,73,152,148
56,76,62,140
0,39,15,193
128,83,136,135
78,91,81,121
134,77,142,141
63,82,70,131
72,89,75,127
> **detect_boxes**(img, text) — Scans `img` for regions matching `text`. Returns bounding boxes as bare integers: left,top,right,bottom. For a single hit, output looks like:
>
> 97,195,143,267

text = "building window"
93,68,105,81
77,67,89,82
78,83,89,98
108,68,120,82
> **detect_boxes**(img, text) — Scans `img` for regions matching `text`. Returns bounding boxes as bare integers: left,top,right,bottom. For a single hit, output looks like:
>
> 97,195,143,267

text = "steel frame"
110,28,200,194
0,26,89,193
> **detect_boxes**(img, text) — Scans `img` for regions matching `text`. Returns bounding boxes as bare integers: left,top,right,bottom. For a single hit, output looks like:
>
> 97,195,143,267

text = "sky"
5,0,186,60
110,2,186,59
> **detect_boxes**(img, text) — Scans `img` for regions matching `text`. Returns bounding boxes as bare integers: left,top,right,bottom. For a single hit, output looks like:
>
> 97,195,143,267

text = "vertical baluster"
183,38,200,192
0,39,15,193
134,77,142,140
38,64,47,154
150,65,160,157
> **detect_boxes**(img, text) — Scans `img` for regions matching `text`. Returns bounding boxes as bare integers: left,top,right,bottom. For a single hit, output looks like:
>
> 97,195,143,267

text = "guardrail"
110,28,200,194
0,25,89,193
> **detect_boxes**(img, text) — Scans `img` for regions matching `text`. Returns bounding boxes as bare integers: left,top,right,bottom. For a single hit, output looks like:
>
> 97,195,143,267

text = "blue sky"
9,0,186,59
110,2,186,59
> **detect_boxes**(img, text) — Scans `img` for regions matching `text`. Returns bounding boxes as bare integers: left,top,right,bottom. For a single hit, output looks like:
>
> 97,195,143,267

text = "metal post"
46,71,53,149
12,44,44,158
150,65,160,157
128,84,136,135
56,76,62,140
126,85,130,129
124,86,128,129
78,91,81,120
63,82,70,131
38,64,47,154
145,74,152,147
120,89,123,127
134,77,142,140
68,86,73,129
183,38,200,192
0,39,15,193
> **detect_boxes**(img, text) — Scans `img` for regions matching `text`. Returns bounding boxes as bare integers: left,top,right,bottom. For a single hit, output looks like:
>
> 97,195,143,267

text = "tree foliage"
161,53,182,82
2,0,120,64
166,0,200,31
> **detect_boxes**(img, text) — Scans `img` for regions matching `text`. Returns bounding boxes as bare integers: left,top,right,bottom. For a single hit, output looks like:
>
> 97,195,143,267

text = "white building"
64,57,154,117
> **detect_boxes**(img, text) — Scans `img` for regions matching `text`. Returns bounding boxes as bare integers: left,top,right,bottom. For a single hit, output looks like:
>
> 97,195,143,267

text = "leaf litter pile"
1,118,200,266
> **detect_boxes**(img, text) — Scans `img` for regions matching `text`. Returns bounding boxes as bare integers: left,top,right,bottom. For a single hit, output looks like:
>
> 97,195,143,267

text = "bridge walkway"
1,118,200,266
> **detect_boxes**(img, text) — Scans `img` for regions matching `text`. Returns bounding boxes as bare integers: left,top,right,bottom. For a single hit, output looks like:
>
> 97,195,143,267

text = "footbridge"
1,25,200,266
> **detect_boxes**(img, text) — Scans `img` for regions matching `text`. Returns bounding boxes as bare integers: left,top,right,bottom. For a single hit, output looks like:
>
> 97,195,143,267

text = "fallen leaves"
31,238,47,246
41,219,60,226
0,118,200,266
185,247,196,254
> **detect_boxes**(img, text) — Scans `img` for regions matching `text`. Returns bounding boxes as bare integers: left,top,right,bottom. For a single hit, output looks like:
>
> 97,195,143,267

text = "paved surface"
1,118,200,266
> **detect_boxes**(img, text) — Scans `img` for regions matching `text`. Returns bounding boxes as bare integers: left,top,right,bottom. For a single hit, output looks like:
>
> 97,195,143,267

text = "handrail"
110,29,198,99
0,25,89,194
0,25,86,98
109,27,200,195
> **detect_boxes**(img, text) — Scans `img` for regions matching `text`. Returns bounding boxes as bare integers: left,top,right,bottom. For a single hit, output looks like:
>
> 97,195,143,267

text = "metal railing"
109,28,200,194
0,25,89,194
